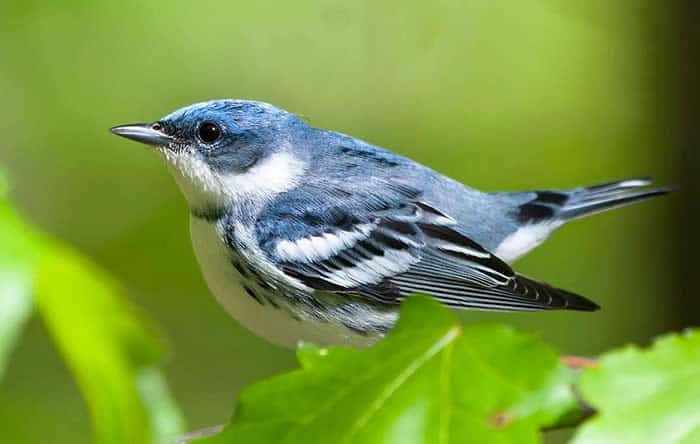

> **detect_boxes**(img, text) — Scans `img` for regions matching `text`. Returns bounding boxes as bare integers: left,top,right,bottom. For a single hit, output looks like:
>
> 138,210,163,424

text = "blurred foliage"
0,0,681,443
0,174,184,443
0,173,36,380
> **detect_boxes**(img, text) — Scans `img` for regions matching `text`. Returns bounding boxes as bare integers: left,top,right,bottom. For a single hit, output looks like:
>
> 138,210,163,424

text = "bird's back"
291,126,526,251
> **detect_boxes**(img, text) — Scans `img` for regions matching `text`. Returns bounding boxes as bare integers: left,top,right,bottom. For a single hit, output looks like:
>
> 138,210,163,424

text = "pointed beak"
110,123,174,146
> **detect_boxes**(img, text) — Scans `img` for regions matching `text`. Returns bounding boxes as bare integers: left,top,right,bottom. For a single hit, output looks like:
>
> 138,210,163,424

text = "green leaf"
138,366,189,443
0,172,185,444
35,243,185,444
571,330,700,444
0,181,38,380
198,296,577,444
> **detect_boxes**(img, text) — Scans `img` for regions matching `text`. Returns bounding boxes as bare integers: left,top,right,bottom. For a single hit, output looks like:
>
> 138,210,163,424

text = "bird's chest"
190,216,291,306
189,216,378,347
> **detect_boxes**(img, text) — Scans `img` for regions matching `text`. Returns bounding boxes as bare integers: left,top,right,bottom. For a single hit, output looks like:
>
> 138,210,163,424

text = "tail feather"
560,178,673,221
583,177,653,192
517,177,673,223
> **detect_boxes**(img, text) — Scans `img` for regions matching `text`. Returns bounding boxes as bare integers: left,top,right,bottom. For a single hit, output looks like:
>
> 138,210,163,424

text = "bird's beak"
110,123,174,146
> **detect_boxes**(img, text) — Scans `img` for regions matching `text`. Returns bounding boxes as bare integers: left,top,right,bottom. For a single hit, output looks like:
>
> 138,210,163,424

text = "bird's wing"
256,179,598,311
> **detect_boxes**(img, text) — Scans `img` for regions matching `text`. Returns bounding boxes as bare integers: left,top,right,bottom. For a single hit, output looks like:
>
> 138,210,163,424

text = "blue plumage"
111,99,672,346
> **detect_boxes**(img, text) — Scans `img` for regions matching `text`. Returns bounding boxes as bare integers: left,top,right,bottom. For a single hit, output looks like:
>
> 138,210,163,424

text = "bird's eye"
197,121,222,144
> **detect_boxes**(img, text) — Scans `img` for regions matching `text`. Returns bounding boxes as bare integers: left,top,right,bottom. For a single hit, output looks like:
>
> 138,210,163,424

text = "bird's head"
111,100,308,211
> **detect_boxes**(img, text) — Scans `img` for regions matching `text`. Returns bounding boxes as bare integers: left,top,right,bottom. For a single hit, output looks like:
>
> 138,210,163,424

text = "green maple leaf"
571,330,700,444
198,296,577,444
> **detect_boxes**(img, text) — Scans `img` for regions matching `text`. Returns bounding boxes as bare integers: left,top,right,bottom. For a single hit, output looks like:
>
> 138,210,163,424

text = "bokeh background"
0,1,698,442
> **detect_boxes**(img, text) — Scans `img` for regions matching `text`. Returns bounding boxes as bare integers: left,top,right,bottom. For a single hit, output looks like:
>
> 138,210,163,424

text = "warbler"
111,100,670,347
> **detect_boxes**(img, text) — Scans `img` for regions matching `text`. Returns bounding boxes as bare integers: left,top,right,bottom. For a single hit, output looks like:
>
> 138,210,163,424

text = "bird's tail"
558,177,673,221
515,177,673,224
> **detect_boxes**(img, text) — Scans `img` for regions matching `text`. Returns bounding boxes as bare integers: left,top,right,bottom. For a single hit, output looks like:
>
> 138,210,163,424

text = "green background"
0,1,692,442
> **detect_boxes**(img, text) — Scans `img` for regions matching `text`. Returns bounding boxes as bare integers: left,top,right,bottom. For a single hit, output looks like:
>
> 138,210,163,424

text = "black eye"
197,121,222,143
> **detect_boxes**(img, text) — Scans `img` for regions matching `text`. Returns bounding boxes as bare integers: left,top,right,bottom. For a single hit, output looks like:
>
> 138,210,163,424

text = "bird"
111,99,671,347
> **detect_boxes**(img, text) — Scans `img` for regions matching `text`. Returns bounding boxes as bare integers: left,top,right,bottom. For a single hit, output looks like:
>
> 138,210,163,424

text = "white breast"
189,216,379,348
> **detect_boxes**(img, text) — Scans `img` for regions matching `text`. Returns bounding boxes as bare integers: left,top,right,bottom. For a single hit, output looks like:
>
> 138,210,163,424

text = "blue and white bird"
111,100,671,347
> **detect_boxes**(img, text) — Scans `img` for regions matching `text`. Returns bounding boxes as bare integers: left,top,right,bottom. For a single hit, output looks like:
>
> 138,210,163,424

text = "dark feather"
261,188,599,312
518,178,672,223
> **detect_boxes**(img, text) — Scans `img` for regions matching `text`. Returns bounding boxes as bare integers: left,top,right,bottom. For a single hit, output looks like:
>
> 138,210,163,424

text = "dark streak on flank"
256,277,274,290
243,285,264,306
263,294,280,308
341,321,371,336
191,206,226,222
231,260,249,277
